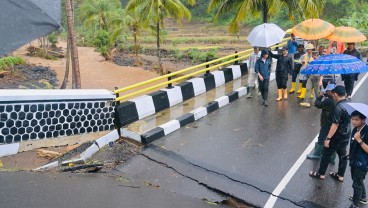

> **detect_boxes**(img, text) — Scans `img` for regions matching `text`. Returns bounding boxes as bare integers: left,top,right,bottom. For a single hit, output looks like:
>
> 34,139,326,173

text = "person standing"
307,84,336,160
309,86,351,181
300,52,323,107
269,47,293,101
348,111,368,208
255,50,272,106
343,43,362,100
287,34,299,60
298,43,315,99
290,44,305,93
246,47,261,98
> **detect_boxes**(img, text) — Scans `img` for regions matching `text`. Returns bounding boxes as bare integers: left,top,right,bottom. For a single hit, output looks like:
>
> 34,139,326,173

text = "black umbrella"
0,0,61,56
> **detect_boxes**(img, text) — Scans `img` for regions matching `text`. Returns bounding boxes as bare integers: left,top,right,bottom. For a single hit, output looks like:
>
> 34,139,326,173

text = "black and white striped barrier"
139,86,248,144
116,64,248,127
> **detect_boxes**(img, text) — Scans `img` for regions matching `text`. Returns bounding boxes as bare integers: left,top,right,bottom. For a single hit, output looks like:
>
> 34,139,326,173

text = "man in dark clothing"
349,111,368,208
269,47,293,101
309,86,351,181
343,43,362,100
290,44,305,93
307,84,336,160
255,50,272,106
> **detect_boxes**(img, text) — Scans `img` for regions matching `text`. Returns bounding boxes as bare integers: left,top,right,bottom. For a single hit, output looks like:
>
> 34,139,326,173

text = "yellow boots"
296,83,303,94
283,89,288,100
276,89,283,101
297,88,307,99
277,89,288,101
289,82,296,93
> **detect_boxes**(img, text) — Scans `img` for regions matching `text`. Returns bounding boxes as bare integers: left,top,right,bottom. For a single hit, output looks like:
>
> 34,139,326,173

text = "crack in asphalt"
140,145,305,208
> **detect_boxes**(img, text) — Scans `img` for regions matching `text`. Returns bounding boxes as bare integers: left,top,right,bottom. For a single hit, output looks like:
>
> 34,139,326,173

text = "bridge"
1,38,367,208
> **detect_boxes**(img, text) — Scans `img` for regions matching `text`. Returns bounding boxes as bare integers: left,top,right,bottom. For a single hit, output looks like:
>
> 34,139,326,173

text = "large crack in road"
140,144,305,208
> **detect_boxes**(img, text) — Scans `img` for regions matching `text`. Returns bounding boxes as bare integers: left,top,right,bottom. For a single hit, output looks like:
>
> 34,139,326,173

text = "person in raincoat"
246,47,261,98
268,47,293,101
255,49,272,106
297,43,315,99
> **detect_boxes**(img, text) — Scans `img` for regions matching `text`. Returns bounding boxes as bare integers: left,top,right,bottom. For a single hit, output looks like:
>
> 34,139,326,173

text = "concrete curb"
140,86,248,144
34,130,120,171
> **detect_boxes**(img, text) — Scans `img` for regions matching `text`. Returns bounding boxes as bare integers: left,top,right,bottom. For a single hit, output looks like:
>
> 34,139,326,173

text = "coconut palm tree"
64,0,81,89
126,0,196,75
208,0,325,33
79,0,121,30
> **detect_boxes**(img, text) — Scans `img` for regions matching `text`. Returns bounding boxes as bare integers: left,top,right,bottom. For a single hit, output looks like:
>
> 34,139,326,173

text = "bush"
48,33,59,47
0,56,26,70
173,48,184,60
187,48,219,63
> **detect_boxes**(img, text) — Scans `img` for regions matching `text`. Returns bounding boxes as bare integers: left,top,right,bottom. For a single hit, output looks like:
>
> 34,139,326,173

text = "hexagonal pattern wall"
0,101,115,144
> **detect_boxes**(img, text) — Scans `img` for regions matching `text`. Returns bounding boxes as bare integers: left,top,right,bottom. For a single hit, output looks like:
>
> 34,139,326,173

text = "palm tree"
79,0,121,31
65,0,81,89
208,0,325,33
126,0,196,75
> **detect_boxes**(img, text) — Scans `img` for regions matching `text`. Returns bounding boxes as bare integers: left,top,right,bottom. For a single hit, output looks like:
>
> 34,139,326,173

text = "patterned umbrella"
301,54,368,75
326,26,367,43
292,19,335,40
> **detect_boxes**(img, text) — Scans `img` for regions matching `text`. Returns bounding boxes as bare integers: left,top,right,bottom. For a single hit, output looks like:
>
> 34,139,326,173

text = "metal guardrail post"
167,71,173,89
234,51,239,64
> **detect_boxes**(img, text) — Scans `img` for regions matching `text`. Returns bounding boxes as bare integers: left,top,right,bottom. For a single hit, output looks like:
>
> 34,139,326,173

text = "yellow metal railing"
114,38,291,102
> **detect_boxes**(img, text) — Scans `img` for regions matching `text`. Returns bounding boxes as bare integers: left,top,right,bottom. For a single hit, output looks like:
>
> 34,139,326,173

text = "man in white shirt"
246,47,261,98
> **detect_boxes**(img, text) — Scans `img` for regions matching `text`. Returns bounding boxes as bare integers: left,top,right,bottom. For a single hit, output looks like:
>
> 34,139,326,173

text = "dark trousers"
318,141,348,177
344,79,355,96
276,74,288,89
351,167,367,206
300,79,308,88
291,70,298,82
317,125,330,145
258,78,269,101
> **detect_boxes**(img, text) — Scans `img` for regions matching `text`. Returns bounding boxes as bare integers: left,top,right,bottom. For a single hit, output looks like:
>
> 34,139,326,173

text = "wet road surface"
119,73,368,207
0,171,229,208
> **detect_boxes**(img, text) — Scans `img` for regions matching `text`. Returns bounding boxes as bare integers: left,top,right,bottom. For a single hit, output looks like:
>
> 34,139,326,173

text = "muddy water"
13,41,158,90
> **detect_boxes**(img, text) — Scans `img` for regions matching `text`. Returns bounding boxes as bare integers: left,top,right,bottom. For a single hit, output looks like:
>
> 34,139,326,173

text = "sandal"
309,171,325,180
329,172,344,182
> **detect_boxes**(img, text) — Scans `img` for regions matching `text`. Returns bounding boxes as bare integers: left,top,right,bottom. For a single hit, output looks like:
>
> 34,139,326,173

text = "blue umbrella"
342,103,368,118
301,54,368,75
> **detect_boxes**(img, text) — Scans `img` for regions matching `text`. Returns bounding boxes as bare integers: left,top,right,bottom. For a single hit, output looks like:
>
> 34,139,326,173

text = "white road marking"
264,72,368,208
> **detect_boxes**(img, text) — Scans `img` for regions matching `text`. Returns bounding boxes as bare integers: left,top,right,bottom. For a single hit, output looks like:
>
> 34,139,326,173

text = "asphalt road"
0,171,228,208
119,73,368,208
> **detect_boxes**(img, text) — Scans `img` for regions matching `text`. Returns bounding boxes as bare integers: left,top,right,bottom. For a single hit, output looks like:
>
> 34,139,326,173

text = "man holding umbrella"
269,47,293,101
348,110,368,208
343,43,362,100
255,50,272,106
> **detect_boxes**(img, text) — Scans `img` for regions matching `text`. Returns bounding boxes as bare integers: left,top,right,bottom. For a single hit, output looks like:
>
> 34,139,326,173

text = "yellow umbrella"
286,28,293,34
326,26,367,43
292,19,335,40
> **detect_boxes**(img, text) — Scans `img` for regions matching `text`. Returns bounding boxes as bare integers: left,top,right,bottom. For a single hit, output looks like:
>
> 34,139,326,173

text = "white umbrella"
342,103,368,118
246,23,286,47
